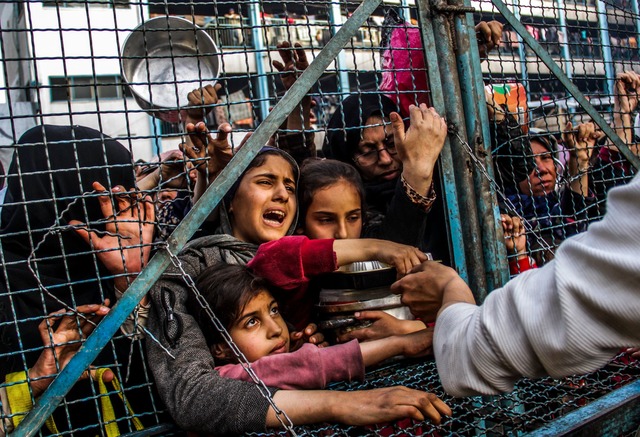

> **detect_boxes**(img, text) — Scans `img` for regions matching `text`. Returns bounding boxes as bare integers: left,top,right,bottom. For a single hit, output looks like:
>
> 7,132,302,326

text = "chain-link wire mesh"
0,0,638,435
246,353,640,436
477,0,639,272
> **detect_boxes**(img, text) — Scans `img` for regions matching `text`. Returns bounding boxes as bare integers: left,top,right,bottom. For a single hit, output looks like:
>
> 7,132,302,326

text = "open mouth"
263,209,286,226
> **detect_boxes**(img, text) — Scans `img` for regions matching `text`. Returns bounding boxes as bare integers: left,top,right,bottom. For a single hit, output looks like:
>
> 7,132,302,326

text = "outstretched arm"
69,182,155,297
394,175,640,396
612,70,640,154
180,121,234,205
562,121,596,197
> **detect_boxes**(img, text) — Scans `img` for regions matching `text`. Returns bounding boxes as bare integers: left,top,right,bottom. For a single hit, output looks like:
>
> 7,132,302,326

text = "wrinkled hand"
614,70,640,115
563,121,597,172
185,84,221,123
391,261,473,322
500,214,527,256
334,386,451,426
70,182,155,288
391,104,447,193
336,311,426,343
29,302,114,398
290,323,328,351
476,20,503,59
273,41,309,91
181,121,234,181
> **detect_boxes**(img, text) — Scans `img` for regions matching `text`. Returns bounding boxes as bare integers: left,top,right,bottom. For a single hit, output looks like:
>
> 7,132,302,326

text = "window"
42,0,129,9
49,75,132,101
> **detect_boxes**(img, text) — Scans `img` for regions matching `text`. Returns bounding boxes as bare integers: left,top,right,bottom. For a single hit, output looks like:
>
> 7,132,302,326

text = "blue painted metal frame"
13,0,382,434
490,0,640,171
428,1,488,296
596,0,615,96
415,0,469,284
455,0,510,293
249,1,271,121
524,379,640,436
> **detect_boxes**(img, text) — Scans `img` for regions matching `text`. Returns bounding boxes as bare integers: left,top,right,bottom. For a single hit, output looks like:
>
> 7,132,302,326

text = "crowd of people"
0,15,639,437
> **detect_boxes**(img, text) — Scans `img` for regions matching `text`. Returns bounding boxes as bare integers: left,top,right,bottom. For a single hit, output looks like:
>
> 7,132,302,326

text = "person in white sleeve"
391,173,640,397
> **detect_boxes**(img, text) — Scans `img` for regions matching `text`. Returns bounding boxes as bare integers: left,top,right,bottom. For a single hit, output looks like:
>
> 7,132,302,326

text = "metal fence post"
422,0,488,298
454,0,510,292
415,0,470,284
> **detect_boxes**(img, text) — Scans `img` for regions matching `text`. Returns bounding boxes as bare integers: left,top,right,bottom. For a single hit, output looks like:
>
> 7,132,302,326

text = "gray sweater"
146,234,277,435
435,173,640,396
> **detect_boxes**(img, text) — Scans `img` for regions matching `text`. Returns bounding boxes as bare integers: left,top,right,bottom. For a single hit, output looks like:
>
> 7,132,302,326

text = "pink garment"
248,236,337,330
216,341,364,389
379,23,431,117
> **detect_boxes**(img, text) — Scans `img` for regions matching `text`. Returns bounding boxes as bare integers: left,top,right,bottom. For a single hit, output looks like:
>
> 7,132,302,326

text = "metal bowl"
121,16,220,123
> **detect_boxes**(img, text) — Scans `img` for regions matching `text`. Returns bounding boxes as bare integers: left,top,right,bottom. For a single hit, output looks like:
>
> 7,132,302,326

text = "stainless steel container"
316,262,414,336
121,16,220,123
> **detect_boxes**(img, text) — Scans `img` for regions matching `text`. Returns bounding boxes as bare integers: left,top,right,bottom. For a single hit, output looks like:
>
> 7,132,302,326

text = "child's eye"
318,217,334,224
285,184,296,194
257,179,273,186
245,317,258,328
270,305,280,316
347,214,362,223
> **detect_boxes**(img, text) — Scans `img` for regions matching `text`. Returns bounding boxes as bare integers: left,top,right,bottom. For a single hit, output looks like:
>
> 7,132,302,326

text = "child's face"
230,155,297,244
304,180,363,239
229,290,290,362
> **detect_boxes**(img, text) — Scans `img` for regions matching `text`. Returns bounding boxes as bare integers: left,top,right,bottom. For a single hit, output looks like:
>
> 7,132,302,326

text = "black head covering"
323,94,399,163
490,109,535,191
0,124,135,376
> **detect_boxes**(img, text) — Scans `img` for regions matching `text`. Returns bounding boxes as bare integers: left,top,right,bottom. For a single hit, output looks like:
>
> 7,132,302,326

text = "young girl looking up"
191,263,447,417
147,147,451,434
248,158,428,340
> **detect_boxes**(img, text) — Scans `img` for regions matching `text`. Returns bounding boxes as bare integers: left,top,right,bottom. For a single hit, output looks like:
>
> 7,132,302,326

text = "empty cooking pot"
121,16,220,123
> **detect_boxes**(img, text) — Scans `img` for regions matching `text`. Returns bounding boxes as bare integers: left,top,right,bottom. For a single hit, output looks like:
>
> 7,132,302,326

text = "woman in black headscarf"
0,125,157,435
323,93,450,263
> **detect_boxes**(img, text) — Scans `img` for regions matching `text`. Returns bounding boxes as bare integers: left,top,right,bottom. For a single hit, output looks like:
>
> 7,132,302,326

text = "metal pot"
121,16,221,123
316,262,414,336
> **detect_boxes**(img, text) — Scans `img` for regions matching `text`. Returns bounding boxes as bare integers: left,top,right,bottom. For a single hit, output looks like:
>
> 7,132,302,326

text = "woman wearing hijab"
146,146,448,434
0,125,156,435
323,94,450,262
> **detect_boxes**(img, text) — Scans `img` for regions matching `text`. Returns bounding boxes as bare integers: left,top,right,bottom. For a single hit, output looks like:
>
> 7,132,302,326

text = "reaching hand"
289,323,329,351
476,20,503,59
563,121,597,173
333,386,452,426
391,104,447,195
369,239,429,276
336,311,426,343
273,41,309,91
500,214,527,257
391,261,474,322
181,121,234,182
29,302,113,398
185,84,221,124
614,70,640,115
69,182,155,290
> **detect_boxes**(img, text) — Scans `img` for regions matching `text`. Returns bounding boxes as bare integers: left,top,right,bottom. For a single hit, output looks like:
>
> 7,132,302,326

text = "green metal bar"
415,0,469,283
490,0,640,171
13,1,382,434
